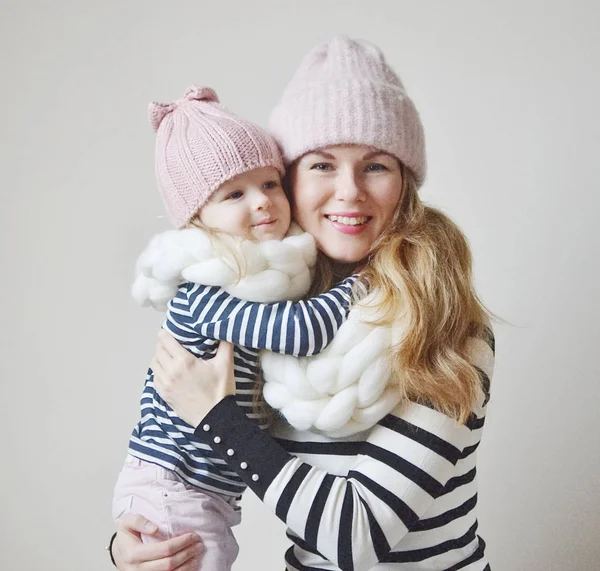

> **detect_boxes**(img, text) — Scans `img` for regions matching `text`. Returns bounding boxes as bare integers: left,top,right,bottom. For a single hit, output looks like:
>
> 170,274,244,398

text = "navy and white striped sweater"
198,326,495,570
128,277,355,497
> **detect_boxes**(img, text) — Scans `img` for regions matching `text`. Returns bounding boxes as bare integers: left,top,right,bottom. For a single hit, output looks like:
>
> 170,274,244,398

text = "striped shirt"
128,277,355,497
199,326,495,570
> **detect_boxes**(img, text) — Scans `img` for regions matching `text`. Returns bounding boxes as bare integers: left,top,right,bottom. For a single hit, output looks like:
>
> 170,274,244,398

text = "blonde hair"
185,215,246,282
305,165,491,424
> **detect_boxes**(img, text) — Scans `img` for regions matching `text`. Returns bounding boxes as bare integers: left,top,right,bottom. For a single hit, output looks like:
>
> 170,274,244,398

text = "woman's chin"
318,242,369,264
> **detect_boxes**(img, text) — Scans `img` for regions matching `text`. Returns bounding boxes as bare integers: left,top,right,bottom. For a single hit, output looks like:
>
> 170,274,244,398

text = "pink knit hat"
150,86,284,228
268,36,426,187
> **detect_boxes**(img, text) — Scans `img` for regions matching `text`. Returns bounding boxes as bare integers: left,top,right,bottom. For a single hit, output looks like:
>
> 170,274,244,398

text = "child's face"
199,167,291,241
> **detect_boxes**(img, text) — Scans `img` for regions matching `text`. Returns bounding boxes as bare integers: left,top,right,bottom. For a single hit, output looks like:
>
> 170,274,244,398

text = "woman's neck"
331,261,362,281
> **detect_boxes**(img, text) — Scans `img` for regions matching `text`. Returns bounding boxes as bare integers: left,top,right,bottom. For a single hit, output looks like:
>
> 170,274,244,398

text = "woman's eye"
263,180,279,190
366,163,388,172
227,191,243,200
311,163,333,172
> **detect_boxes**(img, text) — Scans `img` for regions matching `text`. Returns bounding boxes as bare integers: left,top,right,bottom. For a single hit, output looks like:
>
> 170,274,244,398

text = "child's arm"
161,283,218,357
176,276,358,357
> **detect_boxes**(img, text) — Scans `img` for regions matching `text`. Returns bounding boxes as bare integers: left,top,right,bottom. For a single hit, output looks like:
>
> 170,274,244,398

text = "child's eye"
365,163,388,172
263,180,280,190
311,163,333,172
227,191,244,200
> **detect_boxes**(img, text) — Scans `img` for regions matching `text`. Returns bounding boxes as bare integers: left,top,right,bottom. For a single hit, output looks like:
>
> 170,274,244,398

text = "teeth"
327,215,368,226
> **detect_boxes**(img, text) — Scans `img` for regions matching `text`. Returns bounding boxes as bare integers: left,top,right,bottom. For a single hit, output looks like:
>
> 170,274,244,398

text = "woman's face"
290,145,404,263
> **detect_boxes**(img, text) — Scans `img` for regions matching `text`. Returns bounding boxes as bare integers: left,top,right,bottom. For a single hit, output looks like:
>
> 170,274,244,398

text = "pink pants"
112,455,241,571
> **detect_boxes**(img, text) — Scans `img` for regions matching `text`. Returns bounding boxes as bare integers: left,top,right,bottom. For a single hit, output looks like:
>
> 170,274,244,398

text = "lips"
253,219,275,227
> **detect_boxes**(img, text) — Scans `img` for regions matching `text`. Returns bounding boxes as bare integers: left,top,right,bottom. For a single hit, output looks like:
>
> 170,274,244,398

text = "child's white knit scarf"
132,223,316,309
132,224,401,437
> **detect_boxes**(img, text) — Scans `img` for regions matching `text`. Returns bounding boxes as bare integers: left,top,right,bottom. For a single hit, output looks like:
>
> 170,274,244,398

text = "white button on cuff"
227,449,234,456
252,474,259,481
202,424,210,432
240,462,248,470
213,436,221,444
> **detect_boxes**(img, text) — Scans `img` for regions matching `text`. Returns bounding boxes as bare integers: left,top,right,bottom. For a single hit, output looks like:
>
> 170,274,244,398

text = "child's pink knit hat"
268,36,426,187
150,86,284,228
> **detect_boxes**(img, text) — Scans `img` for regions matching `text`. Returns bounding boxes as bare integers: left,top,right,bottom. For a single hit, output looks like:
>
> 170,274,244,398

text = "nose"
252,189,272,210
334,168,365,201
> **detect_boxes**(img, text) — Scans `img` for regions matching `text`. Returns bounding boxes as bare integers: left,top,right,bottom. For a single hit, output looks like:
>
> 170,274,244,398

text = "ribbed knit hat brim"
268,37,426,187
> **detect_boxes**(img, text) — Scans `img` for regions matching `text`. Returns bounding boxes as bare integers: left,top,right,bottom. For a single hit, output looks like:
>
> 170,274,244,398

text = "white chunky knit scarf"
132,224,400,436
132,222,316,309
261,290,402,437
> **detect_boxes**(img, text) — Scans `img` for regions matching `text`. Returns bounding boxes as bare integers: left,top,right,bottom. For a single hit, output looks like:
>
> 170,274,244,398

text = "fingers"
117,513,159,537
153,341,172,371
214,340,234,365
157,331,196,378
115,515,203,570
150,356,167,385
175,554,203,571
142,533,203,570
158,330,187,359
156,331,176,360
155,539,203,571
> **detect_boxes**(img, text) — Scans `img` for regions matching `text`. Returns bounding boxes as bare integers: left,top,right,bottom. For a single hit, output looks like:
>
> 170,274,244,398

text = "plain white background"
1,1,599,569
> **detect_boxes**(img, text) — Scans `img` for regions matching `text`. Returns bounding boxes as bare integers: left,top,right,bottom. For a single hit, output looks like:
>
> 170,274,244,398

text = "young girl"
111,86,360,571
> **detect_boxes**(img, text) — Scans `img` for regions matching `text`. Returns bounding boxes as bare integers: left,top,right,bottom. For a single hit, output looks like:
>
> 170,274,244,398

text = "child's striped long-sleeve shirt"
128,276,355,497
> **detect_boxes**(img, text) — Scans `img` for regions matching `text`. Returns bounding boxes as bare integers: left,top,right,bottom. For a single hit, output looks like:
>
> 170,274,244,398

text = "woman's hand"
112,513,203,570
151,331,236,428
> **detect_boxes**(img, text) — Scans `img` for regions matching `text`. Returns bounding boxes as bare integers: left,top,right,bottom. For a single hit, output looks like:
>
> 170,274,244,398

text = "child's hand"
151,332,236,427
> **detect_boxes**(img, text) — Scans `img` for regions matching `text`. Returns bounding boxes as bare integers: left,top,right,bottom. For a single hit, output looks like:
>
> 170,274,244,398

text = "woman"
110,36,495,571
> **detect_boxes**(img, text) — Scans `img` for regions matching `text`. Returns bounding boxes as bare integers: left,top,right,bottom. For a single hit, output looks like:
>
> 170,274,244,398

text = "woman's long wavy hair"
303,164,491,424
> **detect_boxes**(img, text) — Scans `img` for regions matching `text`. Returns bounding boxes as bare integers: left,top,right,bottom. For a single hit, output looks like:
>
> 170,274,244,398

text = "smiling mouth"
325,215,371,226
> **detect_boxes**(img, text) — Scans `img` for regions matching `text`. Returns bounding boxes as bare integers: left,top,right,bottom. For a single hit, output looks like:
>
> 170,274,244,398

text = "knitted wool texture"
132,226,403,436
132,223,316,310
261,290,402,437
150,86,284,228
268,36,427,186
